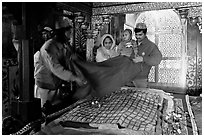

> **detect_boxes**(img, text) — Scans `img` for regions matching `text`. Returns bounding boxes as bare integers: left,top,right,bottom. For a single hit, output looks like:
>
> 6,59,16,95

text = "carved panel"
186,57,202,95
2,58,19,118
158,34,182,58
92,2,202,18
92,2,144,7
158,60,181,84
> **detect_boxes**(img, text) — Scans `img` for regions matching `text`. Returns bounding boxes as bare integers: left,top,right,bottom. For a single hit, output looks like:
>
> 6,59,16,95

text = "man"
34,24,84,107
41,26,53,42
131,22,162,88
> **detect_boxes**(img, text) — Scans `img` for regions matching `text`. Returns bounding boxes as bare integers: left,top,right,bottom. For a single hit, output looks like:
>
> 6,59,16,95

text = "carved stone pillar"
11,3,41,124
86,30,95,61
187,16,202,95
197,16,202,33
177,8,189,88
189,16,202,33
178,8,188,53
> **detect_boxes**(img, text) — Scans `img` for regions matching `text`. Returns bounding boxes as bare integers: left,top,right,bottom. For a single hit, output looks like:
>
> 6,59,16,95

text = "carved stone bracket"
176,7,202,33
176,8,189,19
188,6,202,18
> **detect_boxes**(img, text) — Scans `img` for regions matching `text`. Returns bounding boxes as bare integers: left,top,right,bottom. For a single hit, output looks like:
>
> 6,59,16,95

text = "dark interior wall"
2,2,57,56
187,23,202,57
3,2,93,57
24,2,56,53
57,2,92,17
2,17,18,58
2,2,21,58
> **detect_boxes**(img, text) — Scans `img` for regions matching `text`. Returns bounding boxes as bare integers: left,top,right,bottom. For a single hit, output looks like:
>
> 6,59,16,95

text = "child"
117,29,138,59
96,34,119,62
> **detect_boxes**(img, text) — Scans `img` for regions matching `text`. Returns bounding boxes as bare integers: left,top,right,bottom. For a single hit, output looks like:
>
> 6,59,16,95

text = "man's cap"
135,23,147,29
42,27,53,32
43,27,52,31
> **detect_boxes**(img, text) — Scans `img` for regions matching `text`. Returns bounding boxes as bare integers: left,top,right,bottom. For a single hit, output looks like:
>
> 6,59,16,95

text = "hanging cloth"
70,55,143,99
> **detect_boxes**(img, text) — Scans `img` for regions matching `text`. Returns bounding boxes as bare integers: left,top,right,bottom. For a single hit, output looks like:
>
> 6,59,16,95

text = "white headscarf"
100,34,116,50
96,34,118,62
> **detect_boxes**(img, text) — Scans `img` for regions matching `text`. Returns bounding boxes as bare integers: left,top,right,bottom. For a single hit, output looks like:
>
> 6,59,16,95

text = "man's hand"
73,76,87,86
133,47,138,55
133,56,143,63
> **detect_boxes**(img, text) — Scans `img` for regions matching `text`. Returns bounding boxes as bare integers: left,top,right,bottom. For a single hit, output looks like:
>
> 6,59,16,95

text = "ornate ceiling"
91,2,202,18
92,2,146,8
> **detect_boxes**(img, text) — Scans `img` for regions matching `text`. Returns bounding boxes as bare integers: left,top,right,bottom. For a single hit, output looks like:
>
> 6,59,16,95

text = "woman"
96,34,119,62
34,24,84,107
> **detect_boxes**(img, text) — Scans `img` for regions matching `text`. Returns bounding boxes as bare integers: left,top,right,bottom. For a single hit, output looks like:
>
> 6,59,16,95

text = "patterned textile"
162,98,188,135
58,88,161,132
174,98,188,134
37,88,197,135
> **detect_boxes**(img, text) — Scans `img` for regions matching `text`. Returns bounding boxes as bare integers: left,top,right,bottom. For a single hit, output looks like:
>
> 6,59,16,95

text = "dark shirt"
134,36,162,79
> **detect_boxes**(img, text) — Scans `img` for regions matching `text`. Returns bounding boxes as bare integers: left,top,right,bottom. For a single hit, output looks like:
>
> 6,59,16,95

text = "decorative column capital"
189,16,198,26
86,30,94,39
176,8,189,19
188,16,202,33
86,29,99,39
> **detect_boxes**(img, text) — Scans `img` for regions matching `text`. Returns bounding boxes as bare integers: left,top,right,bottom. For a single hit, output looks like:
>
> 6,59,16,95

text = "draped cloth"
70,55,143,100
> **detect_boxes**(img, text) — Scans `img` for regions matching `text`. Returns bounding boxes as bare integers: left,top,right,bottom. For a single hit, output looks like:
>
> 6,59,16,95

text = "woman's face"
123,31,130,41
103,37,113,49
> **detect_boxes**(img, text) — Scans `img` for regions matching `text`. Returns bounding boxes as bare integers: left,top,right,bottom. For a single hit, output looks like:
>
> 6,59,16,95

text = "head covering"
123,29,133,42
41,27,53,36
135,23,147,29
43,27,53,32
100,34,116,50
134,22,147,34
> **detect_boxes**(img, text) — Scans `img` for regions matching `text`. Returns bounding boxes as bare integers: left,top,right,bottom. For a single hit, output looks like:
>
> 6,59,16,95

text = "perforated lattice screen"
148,67,155,82
158,60,181,83
136,9,183,85
158,34,182,58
